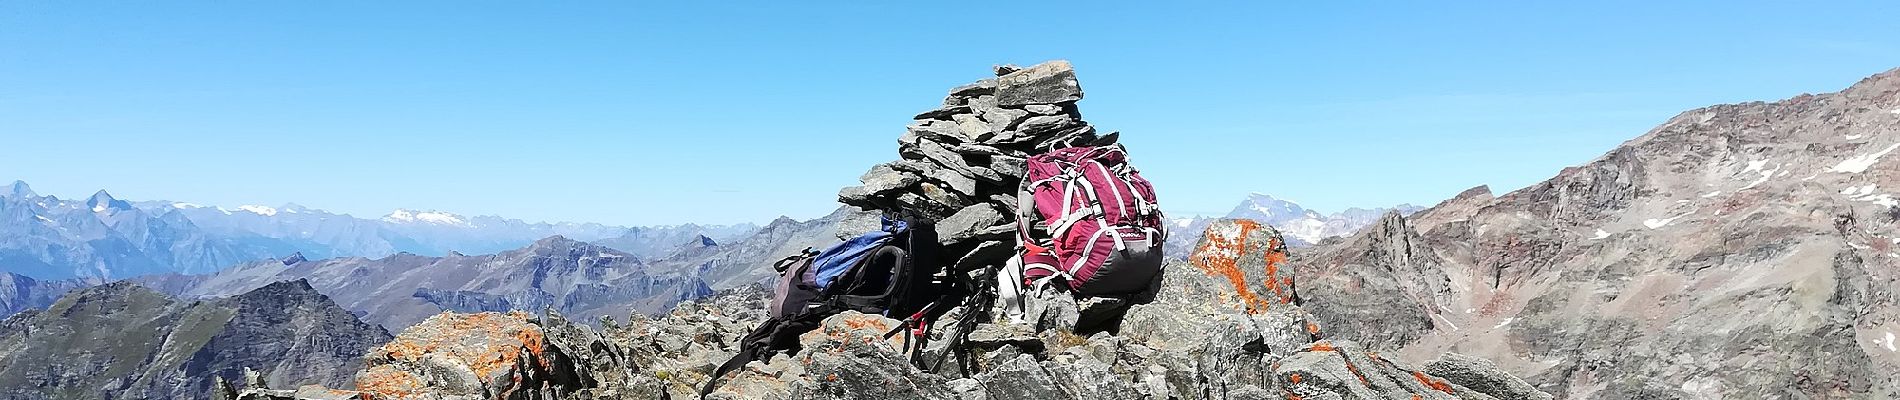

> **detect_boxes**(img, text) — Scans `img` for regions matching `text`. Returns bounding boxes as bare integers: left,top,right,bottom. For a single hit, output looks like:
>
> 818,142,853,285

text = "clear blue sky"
3,2,1897,225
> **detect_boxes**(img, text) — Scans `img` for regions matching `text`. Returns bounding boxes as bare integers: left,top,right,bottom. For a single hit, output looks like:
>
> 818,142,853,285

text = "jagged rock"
710,312,954,400
976,354,1072,400
994,60,1082,106
1427,353,1553,400
355,311,585,399
1276,341,1510,400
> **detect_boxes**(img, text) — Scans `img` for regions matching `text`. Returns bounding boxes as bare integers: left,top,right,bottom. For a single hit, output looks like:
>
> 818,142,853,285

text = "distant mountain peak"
531,235,580,248
279,203,314,213
383,209,474,227
87,190,133,213
4,180,33,199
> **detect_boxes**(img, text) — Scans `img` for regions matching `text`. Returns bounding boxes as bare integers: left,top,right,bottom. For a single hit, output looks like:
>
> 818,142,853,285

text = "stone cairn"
837,60,1122,271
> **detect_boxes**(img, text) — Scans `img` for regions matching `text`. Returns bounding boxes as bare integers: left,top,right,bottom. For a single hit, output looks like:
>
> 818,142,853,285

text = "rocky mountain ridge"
0,180,757,282
1290,68,1900,398
137,235,714,332
0,185,301,281
0,279,390,400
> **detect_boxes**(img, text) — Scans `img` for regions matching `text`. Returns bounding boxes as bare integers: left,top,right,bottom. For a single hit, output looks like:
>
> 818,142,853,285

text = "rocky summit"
225,219,1544,400
215,61,1542,400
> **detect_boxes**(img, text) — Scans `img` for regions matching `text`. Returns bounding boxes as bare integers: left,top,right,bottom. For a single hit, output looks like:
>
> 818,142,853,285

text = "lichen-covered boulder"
354,311,586,400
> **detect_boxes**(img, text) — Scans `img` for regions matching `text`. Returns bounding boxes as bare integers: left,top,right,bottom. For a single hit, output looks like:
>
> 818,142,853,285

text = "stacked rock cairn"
837,60,1124,272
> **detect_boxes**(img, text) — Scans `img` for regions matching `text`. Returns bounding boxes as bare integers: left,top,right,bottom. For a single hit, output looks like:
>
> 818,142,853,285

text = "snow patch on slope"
1644,211,1694,229
1830,143,1900,174
384,209,475,227
236,205,278,216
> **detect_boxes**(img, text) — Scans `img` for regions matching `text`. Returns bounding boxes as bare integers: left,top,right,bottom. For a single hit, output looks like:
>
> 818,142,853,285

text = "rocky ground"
225,219,1547,400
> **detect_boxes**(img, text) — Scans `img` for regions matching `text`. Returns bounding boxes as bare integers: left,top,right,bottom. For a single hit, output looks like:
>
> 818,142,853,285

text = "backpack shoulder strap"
699,311,830,398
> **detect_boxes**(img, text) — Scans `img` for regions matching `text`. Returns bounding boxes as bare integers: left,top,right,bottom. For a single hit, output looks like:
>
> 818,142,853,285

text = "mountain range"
127,206,876,332
0,180,755,282
1163,193,1424,257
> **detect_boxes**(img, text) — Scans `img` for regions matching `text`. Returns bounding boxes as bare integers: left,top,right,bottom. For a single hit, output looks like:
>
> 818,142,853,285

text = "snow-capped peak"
86,190,132,213
235,205,279,216
384,209,474,227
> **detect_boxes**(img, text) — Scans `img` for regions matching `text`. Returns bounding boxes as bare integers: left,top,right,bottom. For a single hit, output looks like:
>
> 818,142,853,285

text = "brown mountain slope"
1296,68,1900,398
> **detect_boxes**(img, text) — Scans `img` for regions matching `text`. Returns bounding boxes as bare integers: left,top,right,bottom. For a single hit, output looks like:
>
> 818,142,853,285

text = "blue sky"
3,1,1897,225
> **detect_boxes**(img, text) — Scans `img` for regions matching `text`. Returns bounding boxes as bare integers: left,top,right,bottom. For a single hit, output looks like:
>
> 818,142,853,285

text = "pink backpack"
1016,144,1166,296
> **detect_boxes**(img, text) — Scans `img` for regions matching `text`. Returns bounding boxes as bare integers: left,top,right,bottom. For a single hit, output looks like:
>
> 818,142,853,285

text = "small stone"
989,155,1026,179
1023,104,1062,115
1017,115,1076,135
995,60,1083,106
964,323,1044,352
970,96,1032,133
897,191,958,221
914,105,972,120
855,164,922,195
915,139,977,172
908,119,967,144
962,165,1006,183
952,143,1005,157
950,79,997,97
1037,125,1099,150
953,239,1014,271
953,114,995,141
992,64,1022,76
925,167,978,197
937,205,1007,245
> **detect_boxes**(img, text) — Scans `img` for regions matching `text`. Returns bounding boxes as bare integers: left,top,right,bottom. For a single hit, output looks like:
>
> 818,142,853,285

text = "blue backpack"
701,216,956,398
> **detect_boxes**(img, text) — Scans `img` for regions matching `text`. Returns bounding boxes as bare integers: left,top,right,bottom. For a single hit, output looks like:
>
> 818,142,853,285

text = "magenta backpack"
1016,144,1167,296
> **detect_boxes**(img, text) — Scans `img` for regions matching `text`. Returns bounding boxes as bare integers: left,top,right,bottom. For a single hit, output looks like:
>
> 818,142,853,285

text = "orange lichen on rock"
1308,341,1336,352
1288,373,1303,384
1412,371,1455,394
356,311,552,399
1189,220,1293,313
1345,359,1368,384
354,365,422,399
841,314,886,331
